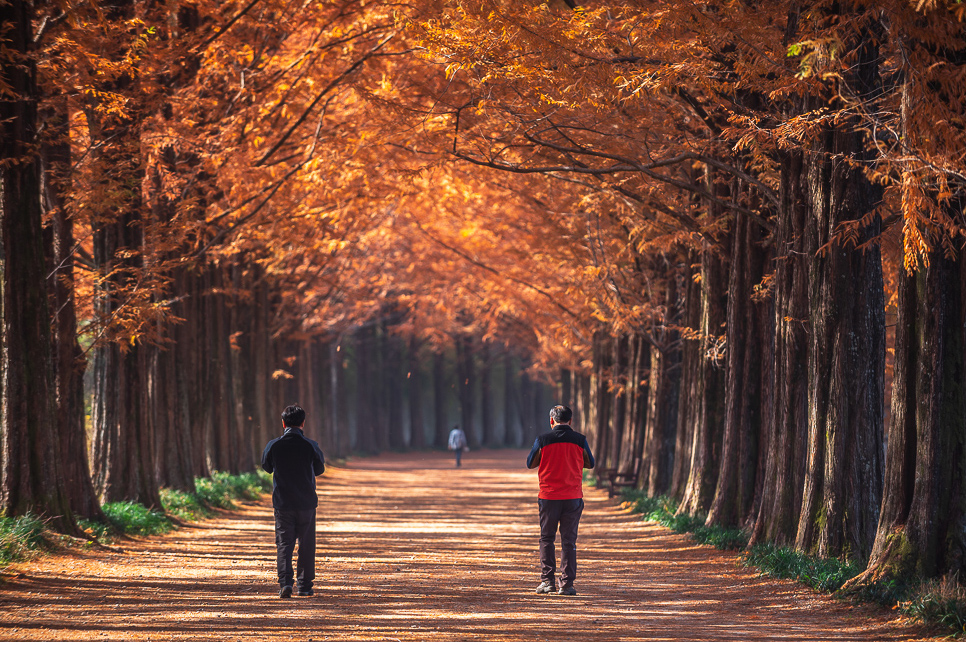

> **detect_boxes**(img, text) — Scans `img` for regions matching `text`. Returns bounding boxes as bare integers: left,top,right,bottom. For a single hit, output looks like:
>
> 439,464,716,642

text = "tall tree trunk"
480,342,494,446
707,212,768,528
679,245,728,517
590,332,613,481
751,148,811,548
670,253,700,500
433,350,449,448
504,353,522,447
845,249,966,586
618,334,647,478
0,0,78,532
796,18,885,561
456,336,475,446
40,95,104,520
643,270,683,496
408,336,426,449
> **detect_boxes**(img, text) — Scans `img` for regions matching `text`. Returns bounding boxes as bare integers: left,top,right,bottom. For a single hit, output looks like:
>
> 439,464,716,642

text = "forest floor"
0,449,937,641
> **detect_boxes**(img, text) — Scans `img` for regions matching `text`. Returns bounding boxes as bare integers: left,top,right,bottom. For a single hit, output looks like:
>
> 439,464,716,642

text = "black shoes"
297,588,314,596
279,586,293,598
536,580,577,596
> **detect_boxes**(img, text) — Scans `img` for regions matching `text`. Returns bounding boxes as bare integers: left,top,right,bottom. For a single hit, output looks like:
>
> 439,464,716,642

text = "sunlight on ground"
0,449,925,641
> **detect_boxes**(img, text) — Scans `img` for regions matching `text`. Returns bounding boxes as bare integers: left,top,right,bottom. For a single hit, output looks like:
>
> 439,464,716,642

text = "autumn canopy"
1,0,965,593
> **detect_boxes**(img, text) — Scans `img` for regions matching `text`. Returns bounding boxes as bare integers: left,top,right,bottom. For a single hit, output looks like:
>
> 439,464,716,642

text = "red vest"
537,441,585,500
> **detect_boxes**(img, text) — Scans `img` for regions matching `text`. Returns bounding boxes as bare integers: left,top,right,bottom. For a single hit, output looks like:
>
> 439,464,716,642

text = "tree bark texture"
40,95,104,520
845,250,966,585
642,270,683,496
0,0,77,531
707,212,768,528
670,254,701,500
751,148,811,549
796,20,885,561
678,246,728,517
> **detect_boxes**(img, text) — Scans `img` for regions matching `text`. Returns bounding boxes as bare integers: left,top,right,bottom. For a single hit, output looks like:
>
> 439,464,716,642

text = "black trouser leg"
275,508,317,590
558,498,583,587
538,498,583,586
275,509,297,588
454,448,462,467
295,508,317,591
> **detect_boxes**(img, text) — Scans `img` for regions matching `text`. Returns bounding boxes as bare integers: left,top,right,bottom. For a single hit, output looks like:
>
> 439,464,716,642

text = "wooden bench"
597,458,641,497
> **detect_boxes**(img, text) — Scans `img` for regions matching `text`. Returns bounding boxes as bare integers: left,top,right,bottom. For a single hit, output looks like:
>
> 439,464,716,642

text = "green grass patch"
79,470,272,542
618,490,749,551
739,543,863,593
101,501,173,536
615,488,966,636
0,514,47,566
898,576,966,635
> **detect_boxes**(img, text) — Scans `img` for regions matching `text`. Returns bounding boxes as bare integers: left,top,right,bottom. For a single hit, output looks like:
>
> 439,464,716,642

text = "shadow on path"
0,449,927,641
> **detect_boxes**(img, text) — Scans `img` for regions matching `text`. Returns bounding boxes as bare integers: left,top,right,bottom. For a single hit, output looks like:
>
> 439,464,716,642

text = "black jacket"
261,427,326,510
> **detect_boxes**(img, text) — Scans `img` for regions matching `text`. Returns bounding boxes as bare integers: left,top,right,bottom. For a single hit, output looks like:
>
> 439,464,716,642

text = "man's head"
281,404,306,428
549,405,573,425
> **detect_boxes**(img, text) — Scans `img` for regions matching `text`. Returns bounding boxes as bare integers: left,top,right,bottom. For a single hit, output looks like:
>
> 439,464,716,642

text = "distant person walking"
448,426,468,467
526,404,595,596
261,404,326,598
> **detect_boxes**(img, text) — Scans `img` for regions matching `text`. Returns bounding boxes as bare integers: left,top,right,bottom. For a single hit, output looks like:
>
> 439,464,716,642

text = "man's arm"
261,441,274,474
526,437,542,469
582,437,595,469
312,441,325,476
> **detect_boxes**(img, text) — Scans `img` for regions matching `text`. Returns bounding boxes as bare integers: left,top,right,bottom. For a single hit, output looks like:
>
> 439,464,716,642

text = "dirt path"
0,450,931,641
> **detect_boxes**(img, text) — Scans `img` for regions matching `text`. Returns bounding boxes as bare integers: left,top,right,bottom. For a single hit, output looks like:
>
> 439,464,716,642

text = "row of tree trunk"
564,112,963,588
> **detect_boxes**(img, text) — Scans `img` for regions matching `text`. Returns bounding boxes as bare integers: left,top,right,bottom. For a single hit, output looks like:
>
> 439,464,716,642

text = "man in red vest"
526,404,595,596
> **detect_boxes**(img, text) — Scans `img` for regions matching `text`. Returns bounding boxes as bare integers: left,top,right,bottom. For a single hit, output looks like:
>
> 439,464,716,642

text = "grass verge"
0,470,273,562
614,487,965,637
0,515,47,566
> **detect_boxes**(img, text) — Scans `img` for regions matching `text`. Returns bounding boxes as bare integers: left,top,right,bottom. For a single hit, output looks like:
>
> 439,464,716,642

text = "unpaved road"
0,450,931,641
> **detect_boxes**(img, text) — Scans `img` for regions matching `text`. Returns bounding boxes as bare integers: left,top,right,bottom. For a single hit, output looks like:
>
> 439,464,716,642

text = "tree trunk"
456,336,475,446
408,336,426,449
796,20,885,561
678,245,728,517
590,332,613,481
618,334,648,479
504,353,522,447
751,148,811,549
707,212,768,528
480,342,494,446
433,350,449,448
40,95,104,520
643,271,683,496
670,253,700,500
845,249,966,586
0,0,78,532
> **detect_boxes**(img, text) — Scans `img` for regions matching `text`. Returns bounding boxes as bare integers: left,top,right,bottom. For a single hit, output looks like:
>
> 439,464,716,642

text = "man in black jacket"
261,404,326,598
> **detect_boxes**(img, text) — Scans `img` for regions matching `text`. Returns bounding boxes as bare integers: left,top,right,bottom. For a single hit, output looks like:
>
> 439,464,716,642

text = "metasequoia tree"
844,0,966,585
0,0,77,532
408,0,900,563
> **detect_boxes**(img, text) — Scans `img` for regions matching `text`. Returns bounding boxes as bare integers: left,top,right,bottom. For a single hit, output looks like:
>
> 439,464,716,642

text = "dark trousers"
538,498,584,587
454,448,463,467
274,507,316,590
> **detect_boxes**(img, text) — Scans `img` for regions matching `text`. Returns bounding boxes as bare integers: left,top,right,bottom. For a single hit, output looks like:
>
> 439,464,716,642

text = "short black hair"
550,405,573,424
281,404,306,427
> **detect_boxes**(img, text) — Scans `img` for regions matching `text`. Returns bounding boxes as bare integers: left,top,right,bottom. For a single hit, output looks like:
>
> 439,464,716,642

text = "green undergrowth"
740,544,863,593
615,487,966,637
619,490,749,551
84,470,272,540
0,514,48,566
897,576,966,635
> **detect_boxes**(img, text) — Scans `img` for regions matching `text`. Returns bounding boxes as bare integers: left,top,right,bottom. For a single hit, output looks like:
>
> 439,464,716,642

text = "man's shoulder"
538,425,586,445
